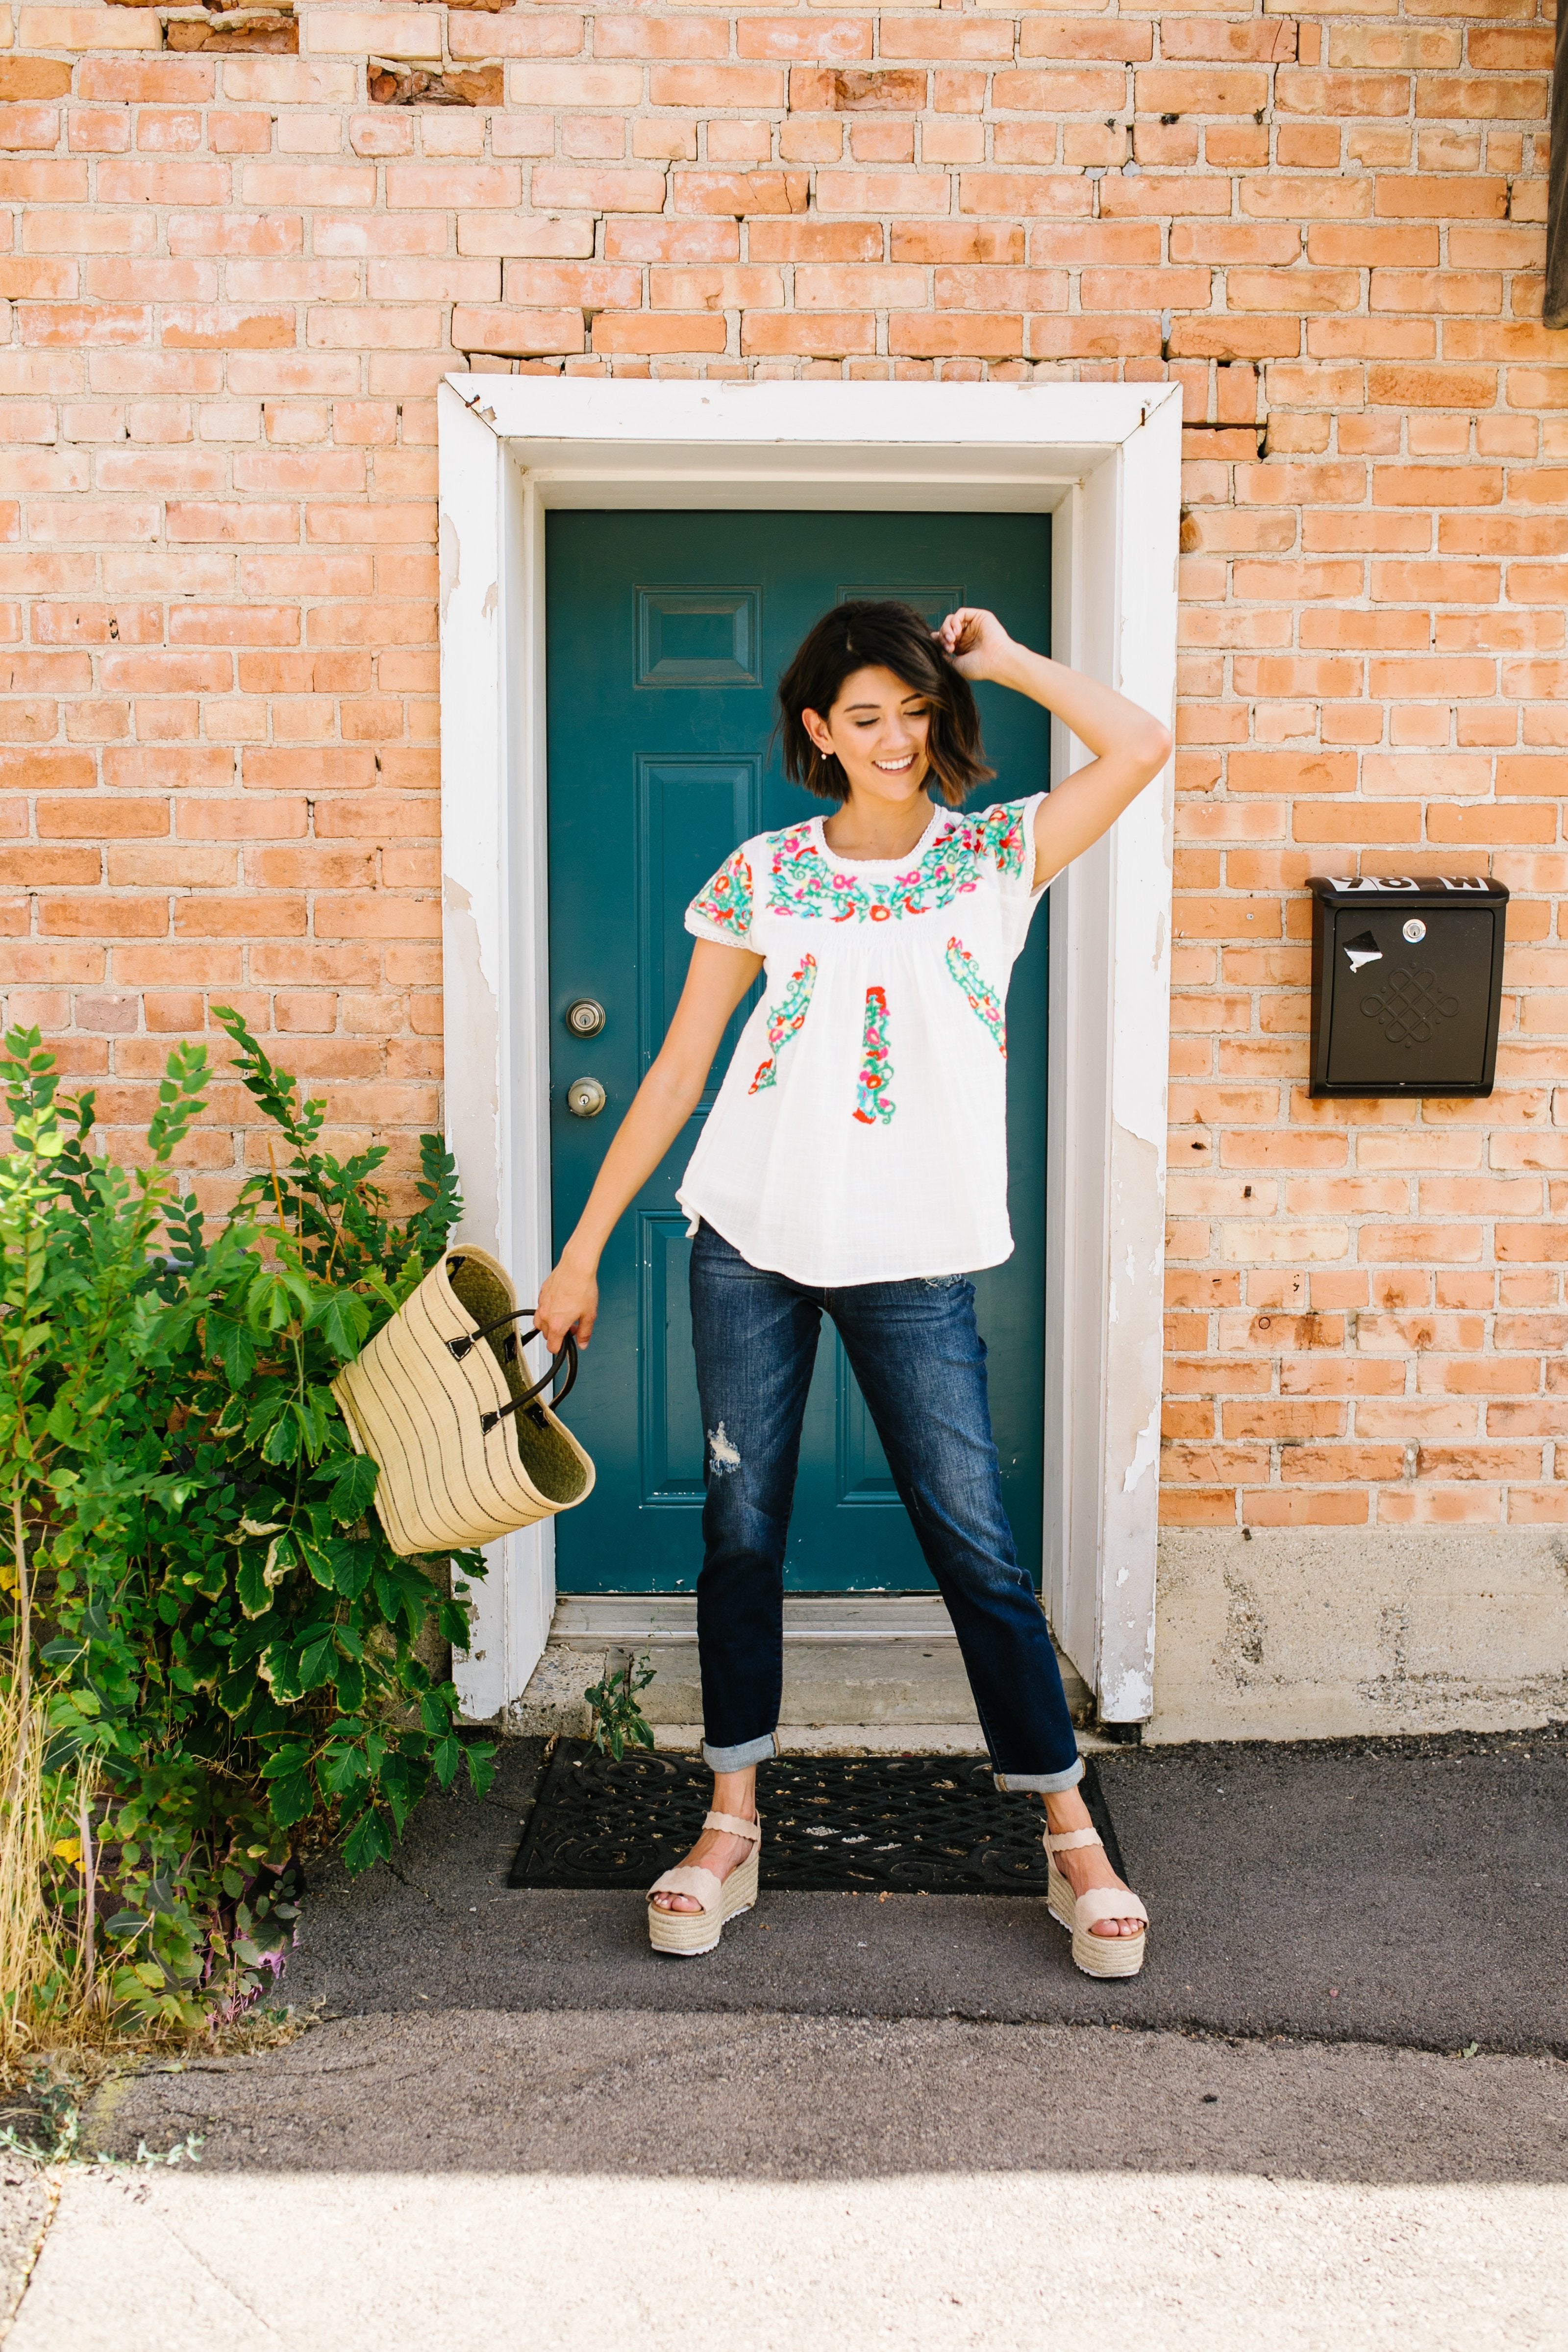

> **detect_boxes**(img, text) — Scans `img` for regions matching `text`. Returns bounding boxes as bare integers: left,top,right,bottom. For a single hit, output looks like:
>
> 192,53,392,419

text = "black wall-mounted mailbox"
1309,875,1509,1098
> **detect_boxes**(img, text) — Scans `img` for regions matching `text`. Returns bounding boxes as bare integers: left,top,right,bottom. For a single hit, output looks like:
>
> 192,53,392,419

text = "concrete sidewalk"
11,2014,1568,2352
4,1726,1566,2351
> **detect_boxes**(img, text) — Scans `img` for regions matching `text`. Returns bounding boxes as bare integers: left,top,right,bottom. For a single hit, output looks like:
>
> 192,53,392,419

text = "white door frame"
436,376,1181,1726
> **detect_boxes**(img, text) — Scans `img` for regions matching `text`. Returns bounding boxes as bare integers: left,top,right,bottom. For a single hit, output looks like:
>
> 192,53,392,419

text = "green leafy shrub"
0,1014,494,2046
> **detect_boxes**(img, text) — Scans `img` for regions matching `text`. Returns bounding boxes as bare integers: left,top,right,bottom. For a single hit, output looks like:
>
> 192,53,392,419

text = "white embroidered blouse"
676,793,1050,1286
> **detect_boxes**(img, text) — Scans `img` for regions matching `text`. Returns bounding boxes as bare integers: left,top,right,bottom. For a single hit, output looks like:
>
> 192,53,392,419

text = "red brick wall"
1,0,1561,1532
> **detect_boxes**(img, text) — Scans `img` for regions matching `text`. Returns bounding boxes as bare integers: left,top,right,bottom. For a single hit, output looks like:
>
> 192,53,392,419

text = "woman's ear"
801,706,834,758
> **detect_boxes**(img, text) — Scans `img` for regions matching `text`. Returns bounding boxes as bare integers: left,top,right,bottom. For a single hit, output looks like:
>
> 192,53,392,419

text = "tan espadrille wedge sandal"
1045,1825,1149,1980
647,1810,762,1957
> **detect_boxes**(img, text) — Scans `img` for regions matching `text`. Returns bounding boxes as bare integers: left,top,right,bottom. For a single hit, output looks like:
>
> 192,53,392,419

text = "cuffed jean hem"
702,1731,778,1772
993,1757,1084,1795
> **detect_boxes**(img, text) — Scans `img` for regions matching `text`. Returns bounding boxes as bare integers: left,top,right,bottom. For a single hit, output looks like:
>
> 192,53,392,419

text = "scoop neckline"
815,803,945,871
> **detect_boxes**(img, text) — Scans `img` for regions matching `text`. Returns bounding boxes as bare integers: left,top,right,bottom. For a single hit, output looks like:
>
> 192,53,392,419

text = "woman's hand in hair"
933,606,1015,683
934,607,1171,883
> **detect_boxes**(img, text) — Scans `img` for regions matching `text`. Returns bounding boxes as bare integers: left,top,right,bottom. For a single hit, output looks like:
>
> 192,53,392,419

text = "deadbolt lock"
566,998,606,1037
566,1076,607,1119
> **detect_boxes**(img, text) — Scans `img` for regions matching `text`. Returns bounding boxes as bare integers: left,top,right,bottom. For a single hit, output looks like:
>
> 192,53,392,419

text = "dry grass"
0,1673,319,2103
1,2003,317,2145
0,1674,111,2083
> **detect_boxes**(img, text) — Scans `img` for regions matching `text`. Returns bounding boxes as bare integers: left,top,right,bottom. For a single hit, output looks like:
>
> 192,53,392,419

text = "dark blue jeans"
688,1220,1083,1794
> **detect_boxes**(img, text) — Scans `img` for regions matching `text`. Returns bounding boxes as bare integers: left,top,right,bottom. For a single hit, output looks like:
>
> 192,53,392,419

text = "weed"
585,1654,656,1763
0,2071,202,2170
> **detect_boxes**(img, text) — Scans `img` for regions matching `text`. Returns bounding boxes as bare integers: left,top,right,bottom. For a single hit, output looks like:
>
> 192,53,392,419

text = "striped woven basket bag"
331,1244,595,1558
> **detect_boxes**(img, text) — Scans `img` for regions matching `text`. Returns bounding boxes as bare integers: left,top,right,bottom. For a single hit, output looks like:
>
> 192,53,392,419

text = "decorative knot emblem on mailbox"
1359,966,1462,1051
1309,875,1508,1098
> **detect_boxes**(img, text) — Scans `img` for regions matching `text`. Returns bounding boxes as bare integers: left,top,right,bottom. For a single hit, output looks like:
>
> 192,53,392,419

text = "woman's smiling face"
802,665,932,807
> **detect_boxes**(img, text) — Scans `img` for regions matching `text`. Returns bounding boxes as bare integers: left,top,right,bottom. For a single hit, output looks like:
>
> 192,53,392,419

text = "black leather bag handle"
446,1308,579,1432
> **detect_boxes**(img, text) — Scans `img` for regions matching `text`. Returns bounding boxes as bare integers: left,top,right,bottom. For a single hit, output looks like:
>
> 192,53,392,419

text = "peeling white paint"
442,876,501,1249
438,509,459,628
1029,387,1178,1726
1122,1398,1159,1495
441,382,532,1725
1101,1662,1153,1720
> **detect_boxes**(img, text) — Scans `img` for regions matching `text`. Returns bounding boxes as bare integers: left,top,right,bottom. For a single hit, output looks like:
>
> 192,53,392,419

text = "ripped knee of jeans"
707,1421,743,1476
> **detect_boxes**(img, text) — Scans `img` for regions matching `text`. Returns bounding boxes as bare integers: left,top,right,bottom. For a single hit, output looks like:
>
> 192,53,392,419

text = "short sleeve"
685,845,756,950
974,792,1049,957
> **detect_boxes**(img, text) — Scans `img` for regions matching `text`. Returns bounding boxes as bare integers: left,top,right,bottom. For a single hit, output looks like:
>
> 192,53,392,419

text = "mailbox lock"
1402,918,1427,944
566,998,606,1037
566,1076,607,1119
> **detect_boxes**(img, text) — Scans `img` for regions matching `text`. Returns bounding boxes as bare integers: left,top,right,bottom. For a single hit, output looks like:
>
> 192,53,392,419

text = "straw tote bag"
331,1245,595,1558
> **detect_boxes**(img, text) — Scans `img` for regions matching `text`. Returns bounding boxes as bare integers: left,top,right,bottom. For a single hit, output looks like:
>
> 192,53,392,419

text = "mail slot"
1309,875,1509,1098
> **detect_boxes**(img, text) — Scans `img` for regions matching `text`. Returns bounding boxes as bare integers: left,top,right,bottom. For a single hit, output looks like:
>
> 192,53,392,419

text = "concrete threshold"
648,1721,1115,1758
552,1595,975,1643
505,1593,1097,1752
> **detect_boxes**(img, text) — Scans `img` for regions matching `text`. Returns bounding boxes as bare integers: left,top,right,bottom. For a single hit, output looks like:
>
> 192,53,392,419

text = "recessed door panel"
837,583,962,625
835,1340,900,1507
637,1210,705,1504
636,755,762,1096
637,588,762,688
547,511,1050,1593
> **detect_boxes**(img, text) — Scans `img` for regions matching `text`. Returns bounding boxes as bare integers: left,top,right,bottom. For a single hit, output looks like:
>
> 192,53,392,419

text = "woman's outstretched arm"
935,606,1172,888
535,938,762,1352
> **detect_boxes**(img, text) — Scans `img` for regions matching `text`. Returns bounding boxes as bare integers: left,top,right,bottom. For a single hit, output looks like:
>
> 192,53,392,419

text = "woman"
536,601,1171,1977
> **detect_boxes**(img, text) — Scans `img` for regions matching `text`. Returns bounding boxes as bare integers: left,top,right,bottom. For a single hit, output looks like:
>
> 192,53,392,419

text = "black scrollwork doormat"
508,1743,1125,1895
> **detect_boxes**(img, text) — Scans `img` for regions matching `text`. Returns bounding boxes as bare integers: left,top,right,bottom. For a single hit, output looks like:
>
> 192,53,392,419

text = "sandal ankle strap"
1045,1827,1102,1855
704,1808,761,1844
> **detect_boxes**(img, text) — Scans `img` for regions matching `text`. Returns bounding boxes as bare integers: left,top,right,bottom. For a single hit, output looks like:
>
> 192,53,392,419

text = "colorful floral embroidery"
766,801,1030,924
691,846,754,939
945,936,1006,1056
853,986,895,1125
970,800,1030,879
749,953,818,1092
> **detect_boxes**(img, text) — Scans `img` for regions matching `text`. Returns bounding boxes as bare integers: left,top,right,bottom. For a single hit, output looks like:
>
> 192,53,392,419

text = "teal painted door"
547,511,1050,1594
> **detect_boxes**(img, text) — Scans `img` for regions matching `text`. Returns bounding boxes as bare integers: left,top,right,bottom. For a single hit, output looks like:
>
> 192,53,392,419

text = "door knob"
566,998,606,1037
566,1076,607,1119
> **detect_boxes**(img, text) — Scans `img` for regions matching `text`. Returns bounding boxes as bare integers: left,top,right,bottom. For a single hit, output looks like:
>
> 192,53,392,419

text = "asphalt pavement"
284,1724,1568,2055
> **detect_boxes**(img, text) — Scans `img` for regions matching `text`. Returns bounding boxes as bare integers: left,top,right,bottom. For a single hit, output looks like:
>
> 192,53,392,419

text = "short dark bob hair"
776,600,995,809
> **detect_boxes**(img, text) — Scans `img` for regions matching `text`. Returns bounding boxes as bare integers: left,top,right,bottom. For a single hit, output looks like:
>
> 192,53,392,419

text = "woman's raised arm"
935,606,1172,889
536,938,762,1351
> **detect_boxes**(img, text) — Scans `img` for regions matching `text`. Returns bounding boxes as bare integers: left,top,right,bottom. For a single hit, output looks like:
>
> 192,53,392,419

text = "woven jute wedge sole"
647,1849,759,1957
1046,1859,1148,1981
647,1808,764,1957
